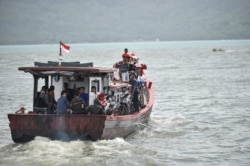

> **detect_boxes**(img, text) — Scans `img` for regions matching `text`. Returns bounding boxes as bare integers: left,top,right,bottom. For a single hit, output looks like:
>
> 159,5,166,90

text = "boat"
7,59,154,143
212,48,225,52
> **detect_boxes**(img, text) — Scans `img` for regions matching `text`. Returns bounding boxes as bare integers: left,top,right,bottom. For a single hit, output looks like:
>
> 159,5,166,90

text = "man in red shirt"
122,48,130,58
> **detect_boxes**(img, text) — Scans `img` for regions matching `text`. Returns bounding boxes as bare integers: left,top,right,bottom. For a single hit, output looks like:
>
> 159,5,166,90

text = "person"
91,86,96,93
137,69,146,108
48,87,57,114
79,86,89,105
128,56,137,73
137,69,145,88
129,72,140,113
130,52,139,64
56,90,69,114
88,93,106,114
128,52,138,73
118,51,129,82
36,86,51,113
70,91,86,114
49,85,55,95
95,93,107,108
89,86,97,105
63,82,74,102
122,48,130,57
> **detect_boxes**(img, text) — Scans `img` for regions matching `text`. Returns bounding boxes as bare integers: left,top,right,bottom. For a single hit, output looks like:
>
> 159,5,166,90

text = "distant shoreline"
1,39,250,46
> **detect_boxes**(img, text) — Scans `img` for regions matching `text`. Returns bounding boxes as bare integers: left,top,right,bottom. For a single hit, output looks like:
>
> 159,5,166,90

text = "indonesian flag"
60,41,70,54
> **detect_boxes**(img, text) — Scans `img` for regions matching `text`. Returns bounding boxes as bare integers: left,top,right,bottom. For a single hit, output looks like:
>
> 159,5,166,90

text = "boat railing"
34,107,47,114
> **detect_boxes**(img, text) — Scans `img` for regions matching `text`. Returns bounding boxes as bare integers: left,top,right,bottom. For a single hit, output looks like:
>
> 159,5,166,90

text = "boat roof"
18,61,116,77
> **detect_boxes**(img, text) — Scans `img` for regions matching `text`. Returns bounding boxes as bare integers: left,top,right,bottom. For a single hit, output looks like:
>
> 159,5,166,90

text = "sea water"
0,40,250,165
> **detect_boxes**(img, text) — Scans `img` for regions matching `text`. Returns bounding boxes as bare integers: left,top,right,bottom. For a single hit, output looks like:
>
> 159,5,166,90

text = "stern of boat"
8,114,107,143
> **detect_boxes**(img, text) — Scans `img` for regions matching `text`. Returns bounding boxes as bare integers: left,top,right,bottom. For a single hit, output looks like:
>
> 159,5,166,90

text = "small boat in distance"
8,59,154,143
212,48,225,52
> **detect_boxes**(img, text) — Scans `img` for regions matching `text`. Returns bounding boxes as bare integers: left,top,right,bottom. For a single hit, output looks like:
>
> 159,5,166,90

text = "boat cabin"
18,61,119,113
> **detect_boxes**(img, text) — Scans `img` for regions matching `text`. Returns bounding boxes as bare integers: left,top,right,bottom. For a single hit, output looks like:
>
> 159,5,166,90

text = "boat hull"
8,114,107,142
8,105,152,143
102,105,152,139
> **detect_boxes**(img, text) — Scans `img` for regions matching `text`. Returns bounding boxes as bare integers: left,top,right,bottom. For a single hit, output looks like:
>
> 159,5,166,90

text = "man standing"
122,48,130,57
63,82,74,102
129,72,140,113
116,48,129,82
56,90,69,114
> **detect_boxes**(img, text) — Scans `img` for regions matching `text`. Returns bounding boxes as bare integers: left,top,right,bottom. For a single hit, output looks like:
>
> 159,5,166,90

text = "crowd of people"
35,48,145,115
114,48,145,113
35,83,87,114
35,83,107,115
114,48,139,82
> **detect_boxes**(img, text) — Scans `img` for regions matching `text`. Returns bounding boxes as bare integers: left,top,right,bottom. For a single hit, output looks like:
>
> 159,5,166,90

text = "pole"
59,41,62,66
59,41,62,56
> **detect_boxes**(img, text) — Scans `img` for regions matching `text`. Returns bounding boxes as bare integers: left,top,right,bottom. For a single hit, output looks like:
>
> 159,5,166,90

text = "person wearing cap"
88,93,105,114
95,93,106,107
128,56,137,73
130,52,139,63
129,71,140,113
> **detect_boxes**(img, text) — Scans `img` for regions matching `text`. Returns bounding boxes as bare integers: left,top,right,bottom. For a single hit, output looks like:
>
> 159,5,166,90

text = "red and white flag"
59,41,70,55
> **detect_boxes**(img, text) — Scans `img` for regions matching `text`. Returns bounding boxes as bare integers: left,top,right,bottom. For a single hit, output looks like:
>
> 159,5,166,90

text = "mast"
59,42,62,66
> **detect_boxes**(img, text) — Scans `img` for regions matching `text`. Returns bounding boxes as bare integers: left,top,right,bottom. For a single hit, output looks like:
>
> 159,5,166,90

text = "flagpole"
59,43,62,56
59,41,62,66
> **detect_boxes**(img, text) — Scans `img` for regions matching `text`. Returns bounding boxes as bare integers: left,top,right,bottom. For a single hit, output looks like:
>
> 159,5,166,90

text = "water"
0,40,250,165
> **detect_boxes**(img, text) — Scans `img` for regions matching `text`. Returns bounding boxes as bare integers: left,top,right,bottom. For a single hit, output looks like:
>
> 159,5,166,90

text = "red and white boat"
8,60,154,143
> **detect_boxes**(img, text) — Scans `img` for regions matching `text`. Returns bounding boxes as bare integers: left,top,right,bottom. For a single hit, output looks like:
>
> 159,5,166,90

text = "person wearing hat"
130,52,139,63
129,71,140,113
96,93,106,107
88,93,105,114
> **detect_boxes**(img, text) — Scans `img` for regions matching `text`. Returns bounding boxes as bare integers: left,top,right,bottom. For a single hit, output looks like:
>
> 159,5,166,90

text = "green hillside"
0,0,250,45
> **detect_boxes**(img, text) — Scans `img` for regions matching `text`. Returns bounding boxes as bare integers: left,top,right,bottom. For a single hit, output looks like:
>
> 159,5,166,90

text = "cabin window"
54,75,60,82
69,75,85,81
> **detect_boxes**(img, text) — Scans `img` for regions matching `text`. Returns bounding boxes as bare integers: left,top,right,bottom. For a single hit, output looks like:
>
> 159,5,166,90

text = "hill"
0,0,250,45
